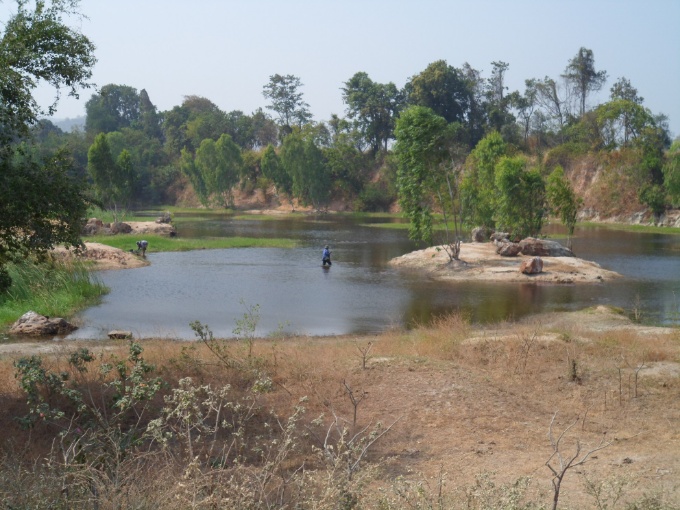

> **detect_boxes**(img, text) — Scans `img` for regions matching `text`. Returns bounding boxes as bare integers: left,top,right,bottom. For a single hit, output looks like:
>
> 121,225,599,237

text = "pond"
67,214,680,340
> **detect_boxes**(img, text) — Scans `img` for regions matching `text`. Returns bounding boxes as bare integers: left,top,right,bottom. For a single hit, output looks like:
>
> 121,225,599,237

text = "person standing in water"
322,245,332,267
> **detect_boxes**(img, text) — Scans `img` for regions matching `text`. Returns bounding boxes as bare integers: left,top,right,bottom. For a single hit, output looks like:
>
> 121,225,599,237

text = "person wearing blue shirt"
322,245,332,267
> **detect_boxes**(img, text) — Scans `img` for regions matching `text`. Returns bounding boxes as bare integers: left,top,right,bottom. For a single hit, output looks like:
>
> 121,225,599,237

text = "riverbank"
389,241,621,284
0,305,677,508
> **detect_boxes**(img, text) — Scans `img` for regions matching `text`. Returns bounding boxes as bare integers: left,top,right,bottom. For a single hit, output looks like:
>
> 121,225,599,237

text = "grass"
0,259,108,326
85,234,297,252
580,221,680,235
0,308,678,508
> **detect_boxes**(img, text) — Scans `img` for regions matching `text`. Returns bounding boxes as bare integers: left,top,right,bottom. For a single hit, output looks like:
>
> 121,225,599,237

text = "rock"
471,227,491,243
520,256,543,274
82,217,104,235
9,311,77,336
496,242,522,257
156,211,172,224
490,232,510,243
519,237,574,257
110,222,132,234
108,330,133,339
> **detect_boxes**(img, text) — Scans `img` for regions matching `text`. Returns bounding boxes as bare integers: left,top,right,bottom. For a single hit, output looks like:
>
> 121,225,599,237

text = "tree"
260,144,291,195
194,134,242,207
85,84,141,135
494,156,545,239
342,72,404,153
137,88,162,139
485,61,516,132
395,106,465,258
546,166,580,247
460,131,508,229
1,0,96,286
87,133,133,219
663,140,680,207
406,60,471,125
562,47,607,118
280,131,331,209
262,74,312,137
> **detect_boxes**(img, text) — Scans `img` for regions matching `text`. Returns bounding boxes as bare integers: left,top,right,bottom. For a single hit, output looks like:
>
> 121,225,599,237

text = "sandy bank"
389,242,621,284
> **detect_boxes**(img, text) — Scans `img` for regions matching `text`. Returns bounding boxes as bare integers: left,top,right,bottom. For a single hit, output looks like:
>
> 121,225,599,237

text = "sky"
8,0,680,138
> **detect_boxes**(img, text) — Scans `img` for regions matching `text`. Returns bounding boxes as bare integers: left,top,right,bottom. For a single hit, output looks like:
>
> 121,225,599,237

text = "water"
66,215,680,340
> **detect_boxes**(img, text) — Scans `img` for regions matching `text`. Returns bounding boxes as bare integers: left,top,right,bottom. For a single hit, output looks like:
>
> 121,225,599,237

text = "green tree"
395,106,465,258
261,144,291,195
460,131,508,229
280,131,330,209
179,147,207,206
0,0,96,287
194,134,242,206
262,74,312,137
342,72,404,153
85,84,140,135
87,133,132,219
546,166,580,246
406,60,471,125
562,47,608,118
137,88,162,139
494,157,545,239
663,140,680,207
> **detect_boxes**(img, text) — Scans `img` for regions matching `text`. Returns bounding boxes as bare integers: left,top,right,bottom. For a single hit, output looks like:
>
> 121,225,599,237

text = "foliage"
280,130,331,208
663,141,680,206
262,74,312,136
461,131,508,230
87,133,135,219
546,166,580,238
562,47,608,117
194,134,243,207
342,71,404,153
0,0,96,284
0,258,106,325
395,105,464,257
261,143,292,195
85,83,141,134
494,157,546,239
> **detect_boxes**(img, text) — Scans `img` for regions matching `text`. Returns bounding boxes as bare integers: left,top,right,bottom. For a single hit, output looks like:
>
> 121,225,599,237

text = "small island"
389,241,620,284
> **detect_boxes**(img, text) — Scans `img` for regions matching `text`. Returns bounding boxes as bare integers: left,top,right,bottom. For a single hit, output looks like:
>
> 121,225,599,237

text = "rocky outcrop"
9,311,77,336
519,238,574,257
519,256,543,274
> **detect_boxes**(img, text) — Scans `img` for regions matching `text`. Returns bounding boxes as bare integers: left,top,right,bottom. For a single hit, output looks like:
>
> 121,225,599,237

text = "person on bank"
136,240,148,257
322,245,332,267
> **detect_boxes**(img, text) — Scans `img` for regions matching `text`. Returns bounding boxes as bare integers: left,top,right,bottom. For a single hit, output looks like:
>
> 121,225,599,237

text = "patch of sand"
389,242,621,284
53,242,149,270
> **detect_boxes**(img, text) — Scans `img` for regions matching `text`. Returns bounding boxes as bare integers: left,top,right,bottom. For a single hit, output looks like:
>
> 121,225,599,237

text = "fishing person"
136,239,148,257
322,245,332,267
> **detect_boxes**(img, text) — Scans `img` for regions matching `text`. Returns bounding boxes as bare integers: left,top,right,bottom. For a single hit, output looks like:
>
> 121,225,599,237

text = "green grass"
0,260,108,326
579,222,680,235
85,234,297,252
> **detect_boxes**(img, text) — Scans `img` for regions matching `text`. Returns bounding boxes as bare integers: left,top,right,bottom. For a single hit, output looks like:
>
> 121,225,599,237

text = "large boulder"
9,311,77,336
490,231,510,243
519,237,574,257
496,242,522,257
82,217,104,235
519,256,544,274
110,222,132,234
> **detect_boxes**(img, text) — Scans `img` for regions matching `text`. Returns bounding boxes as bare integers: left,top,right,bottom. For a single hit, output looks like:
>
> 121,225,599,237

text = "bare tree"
546,412,612,510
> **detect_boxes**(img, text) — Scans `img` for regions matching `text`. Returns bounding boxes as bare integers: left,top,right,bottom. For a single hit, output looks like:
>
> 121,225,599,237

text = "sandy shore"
389,242,621,284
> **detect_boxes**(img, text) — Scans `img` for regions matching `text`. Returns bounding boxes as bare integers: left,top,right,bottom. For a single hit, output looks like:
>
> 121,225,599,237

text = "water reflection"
66,215,680,340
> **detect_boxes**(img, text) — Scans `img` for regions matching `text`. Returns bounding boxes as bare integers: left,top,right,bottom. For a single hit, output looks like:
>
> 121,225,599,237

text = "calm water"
66,215,680,340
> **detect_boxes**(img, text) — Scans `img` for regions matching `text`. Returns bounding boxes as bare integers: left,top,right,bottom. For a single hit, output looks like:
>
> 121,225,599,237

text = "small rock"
519,256,543,274
108,330,133,339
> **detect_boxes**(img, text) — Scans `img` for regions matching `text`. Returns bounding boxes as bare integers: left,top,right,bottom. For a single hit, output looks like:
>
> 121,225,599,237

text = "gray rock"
108,330,133,339
9,311,77,336
496,242,522,257
519,237,574,257
471,227,491,242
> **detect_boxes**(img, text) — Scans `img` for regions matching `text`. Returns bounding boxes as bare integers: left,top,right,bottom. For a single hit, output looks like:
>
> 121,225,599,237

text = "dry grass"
0,307,678,508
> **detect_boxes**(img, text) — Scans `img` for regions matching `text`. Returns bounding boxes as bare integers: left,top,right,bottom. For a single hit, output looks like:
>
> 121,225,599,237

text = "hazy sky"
14,0,680,138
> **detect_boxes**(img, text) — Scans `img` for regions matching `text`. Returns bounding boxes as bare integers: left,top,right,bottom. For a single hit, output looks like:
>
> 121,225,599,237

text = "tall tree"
262,74,312,137
0,0,96,287
395,105,465,258
85,84,141,135
137,88,162,139
87,133,133,219
261,144,291,195
280,131,330,208
494,157,545,239
546,166,580,247
342,72,404,153
406,60,471,125
562,47,607,117
194,134,242,207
